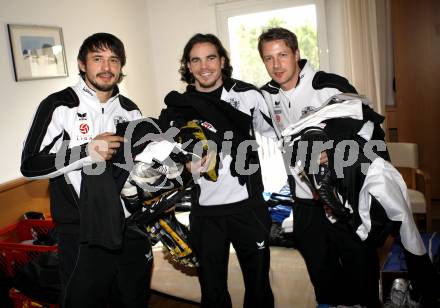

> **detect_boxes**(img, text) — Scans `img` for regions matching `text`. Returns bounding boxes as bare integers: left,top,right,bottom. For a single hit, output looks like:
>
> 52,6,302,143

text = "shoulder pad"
119,95,140,112
313,71,357,94
226,78,259,93
43,87,79,108
260,81,280,94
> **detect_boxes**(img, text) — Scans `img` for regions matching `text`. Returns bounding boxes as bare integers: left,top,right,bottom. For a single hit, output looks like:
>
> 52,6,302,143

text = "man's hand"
185,151,213,175
164,206,176,213
322,204,334,217
87,132,124,161
319,151,328,165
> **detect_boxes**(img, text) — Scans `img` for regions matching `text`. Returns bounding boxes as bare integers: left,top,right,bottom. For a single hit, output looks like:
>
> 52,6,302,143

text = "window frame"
215,0,330,72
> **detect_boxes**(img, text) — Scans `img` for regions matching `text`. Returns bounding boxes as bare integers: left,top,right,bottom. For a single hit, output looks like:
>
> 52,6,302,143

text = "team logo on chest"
77,112,87,120
301,106,318,117
76,123,93,141
79,123,89,134
76,112,93,141
274,101,282,122
113,116,128,125
227,97,240,109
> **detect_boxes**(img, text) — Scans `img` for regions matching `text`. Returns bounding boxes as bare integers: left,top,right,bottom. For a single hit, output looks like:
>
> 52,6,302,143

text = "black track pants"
59,226,152,308
190,206,274,308
293,201,380,307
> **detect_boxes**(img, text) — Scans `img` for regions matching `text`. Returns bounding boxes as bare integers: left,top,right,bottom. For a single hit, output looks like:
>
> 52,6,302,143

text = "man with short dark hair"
159,33,275,308
258,27,383,307
21,33,151,307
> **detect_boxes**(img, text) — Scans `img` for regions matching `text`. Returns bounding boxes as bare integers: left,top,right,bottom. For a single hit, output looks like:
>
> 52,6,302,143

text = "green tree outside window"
234,17,318,86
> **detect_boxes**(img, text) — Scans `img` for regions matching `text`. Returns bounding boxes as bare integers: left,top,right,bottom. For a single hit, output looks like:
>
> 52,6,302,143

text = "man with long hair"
159,33,276,308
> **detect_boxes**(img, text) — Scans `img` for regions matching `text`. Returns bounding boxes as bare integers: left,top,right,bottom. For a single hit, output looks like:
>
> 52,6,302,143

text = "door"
391,0,440,198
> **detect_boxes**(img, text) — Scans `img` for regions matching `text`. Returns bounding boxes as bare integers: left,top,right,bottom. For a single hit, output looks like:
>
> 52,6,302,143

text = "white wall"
145,0,218,104
0,0,156,183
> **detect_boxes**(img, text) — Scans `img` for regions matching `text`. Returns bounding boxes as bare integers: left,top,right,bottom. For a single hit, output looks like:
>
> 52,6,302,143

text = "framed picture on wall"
7,24,68,81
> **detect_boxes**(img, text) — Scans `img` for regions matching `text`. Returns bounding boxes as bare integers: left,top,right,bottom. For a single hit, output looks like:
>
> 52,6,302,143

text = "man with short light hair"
259,27,383,307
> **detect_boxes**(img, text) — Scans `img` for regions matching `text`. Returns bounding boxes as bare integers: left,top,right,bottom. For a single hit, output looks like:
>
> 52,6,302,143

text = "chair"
386,142,432,232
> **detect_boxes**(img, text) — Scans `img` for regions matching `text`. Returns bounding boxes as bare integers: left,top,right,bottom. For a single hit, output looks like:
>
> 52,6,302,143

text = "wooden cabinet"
391,0,440,198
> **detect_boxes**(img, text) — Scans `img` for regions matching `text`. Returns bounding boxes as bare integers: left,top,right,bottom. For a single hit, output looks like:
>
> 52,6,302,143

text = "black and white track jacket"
261,59,357,139
21,78,141,232
160,78,276,215
196,79,275,207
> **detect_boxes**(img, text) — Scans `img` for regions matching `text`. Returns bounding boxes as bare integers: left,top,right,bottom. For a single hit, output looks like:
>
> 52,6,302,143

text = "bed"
150,212,316,308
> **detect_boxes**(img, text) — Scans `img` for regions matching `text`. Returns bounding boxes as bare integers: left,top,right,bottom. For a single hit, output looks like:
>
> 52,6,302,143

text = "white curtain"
342,0,395,115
